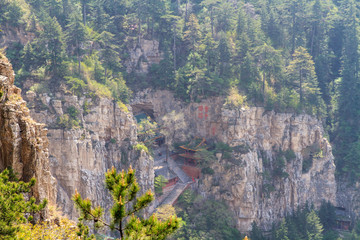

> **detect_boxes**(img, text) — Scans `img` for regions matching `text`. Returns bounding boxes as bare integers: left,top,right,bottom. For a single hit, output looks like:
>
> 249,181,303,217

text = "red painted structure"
182,165,201,179
163,177,179,190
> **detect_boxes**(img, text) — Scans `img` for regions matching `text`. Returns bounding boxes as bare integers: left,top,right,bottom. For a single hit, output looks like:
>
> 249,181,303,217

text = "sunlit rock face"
0,55,56,205
126,39,164,73
25,90,154,220
132,89,336,232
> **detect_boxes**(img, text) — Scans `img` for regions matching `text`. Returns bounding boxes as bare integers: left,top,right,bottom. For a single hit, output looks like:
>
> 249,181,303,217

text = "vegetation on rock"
73,166,180,239
0,168,47,239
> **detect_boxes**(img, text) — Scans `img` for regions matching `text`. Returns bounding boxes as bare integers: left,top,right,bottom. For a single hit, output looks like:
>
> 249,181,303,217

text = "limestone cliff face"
125,39,164,73
24,90,154,219
131,89,336,232
0,55,56,204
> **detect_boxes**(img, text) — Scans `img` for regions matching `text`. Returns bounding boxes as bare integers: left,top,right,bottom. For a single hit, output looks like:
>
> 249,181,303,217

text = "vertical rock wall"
131,89,336,232
25,91,154,219
0,55,56,204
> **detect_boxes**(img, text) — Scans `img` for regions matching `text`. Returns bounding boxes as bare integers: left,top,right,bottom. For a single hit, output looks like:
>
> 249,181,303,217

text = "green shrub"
273,155,289,178
195,149,216,168
262,183,275,197
302,157,313,173
82,100,90,115
56,114,80,129
65,77,86,96
201,167,215,175
233,144,250,154
133,143,149,154
154,175,167,195
67,106,79,119
29,82,49,94
215,142,232,160
284,149,296,162
117,100,129,113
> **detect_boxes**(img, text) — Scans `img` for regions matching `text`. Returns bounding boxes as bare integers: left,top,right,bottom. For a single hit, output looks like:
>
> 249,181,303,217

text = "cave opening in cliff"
131,103,155,120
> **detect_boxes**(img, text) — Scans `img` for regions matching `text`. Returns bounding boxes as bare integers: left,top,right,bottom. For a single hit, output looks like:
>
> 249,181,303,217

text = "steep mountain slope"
132,89,336,231
23,90,154,219
0,54,56,204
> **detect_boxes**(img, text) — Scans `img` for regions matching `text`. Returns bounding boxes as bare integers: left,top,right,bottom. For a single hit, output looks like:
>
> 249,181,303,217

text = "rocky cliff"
24,90,154,219
131,89,337,232
0,54,56,204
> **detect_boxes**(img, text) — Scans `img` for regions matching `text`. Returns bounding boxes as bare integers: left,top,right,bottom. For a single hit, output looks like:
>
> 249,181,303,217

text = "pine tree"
66,13,88,74
184,14,202,52
286,46,323,112
154,175,167,195
306,210,324,240
73,166,179,239
40,16,66,77
0,168,47,239
275,219,290,240
249,221,265,240
336,0,360,180
253,42,282,97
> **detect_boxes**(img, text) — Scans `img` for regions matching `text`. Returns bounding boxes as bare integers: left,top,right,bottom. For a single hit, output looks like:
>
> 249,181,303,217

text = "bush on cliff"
73,166,180,239
0,168,47,239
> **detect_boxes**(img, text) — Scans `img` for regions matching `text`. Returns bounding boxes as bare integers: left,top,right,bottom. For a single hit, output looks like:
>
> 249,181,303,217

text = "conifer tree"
40,15,66,77
0,168,47,239
275,219,290,240
66,13,88,74
306,210,323,240
73,166,179,239
286,46,323,112
336,0,360,180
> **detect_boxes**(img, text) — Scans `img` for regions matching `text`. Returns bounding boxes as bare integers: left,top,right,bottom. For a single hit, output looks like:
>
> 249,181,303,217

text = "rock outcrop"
131,89,336,232
0,55,56,204
126,39,164,73
24,90,154,219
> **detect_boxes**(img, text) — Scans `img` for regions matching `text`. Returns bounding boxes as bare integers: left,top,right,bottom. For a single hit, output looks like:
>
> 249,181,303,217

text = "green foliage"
133,143,149,154
83,100,91,115
215,142,232,160
318,201,337,239
201,167,215,175
56,106,80,129
0,168,47,239
137,117,158,143
172,189,241,240
1,0,359,181
306,210,323,240
195,148,216,168
154,175,167,195
259,204,331,240
73,166,179,239
283,149,296,163
275,219,289,240
250,222,266,240
233,144,251,155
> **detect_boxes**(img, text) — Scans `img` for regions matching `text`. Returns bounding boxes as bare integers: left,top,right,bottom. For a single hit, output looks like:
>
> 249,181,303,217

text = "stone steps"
168,157,192,184
160,182,190,206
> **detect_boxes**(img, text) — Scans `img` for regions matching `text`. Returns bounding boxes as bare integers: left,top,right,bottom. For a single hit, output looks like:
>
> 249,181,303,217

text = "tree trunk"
210,8,214,38
138,18,141,45
300,69,303,104
263,72,266,99
82,1,86,25
119,220,123,239
77,39,81,74
291,7,296,55
173,24,176,71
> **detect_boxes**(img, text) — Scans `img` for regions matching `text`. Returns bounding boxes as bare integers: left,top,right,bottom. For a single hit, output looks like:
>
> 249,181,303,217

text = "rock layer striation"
0,55,56,204
131,89,336,231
